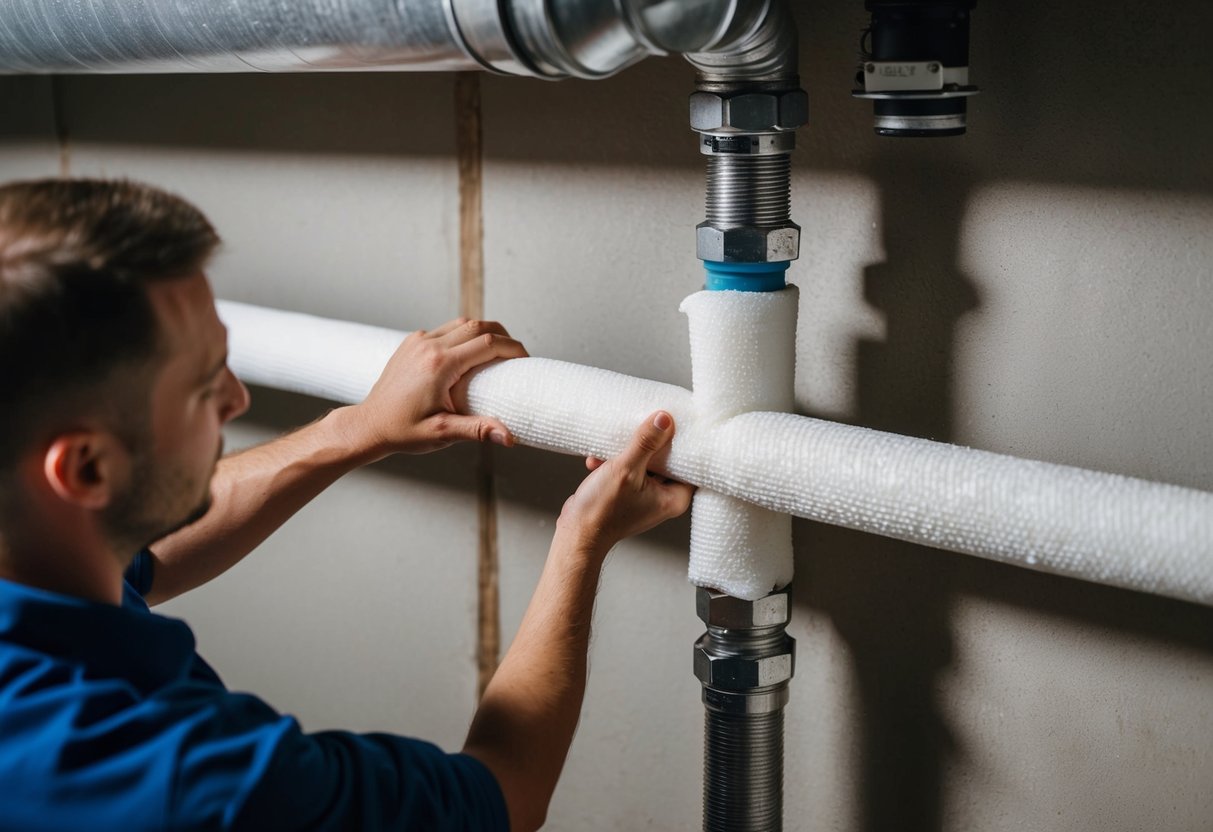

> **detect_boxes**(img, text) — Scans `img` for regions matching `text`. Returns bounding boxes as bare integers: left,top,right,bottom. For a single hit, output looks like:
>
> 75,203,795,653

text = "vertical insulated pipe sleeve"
681,288,798,599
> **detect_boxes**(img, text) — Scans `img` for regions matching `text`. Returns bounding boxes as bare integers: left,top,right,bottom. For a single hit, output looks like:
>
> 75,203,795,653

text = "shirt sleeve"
161,685,510,832
230,726,510,832
28,675,507,832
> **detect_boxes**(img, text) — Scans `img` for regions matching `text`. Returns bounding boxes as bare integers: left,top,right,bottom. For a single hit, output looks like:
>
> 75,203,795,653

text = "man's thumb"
444,415,514,447
619,411,674,470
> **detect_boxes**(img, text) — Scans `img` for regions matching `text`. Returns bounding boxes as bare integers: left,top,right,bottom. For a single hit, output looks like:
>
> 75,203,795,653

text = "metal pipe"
694,586,795,832
688,0,805,291
704,708,784,831
0,0,784,78
685,5,805,824
687,0,799,86
705,154,793,228
0,0,482,74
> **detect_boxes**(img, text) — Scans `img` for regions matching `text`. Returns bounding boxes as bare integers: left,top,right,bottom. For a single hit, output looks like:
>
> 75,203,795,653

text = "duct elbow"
685,0,800,88
495,0,798,85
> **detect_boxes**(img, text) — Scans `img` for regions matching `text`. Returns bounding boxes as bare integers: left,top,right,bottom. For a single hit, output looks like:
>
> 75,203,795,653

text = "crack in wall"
455,71,501,700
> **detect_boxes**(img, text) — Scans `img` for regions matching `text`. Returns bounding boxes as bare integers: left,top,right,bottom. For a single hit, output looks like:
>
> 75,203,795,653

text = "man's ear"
42,430,130,510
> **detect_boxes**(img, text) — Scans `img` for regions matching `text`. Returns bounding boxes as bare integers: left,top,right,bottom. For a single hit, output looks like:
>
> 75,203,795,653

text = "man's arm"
462,411,694,832
144,318,526,606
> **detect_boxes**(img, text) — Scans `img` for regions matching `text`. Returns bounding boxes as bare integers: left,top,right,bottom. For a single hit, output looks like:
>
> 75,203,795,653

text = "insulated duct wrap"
681,288,798,599
217,300,1213,607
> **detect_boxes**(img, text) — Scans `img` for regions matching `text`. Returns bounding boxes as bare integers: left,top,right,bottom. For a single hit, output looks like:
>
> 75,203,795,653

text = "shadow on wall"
793,138,979,830
792,121,1213,832
791,3,1213,831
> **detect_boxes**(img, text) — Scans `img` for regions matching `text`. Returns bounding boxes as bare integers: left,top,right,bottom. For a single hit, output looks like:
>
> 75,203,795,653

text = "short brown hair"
0,178,220,474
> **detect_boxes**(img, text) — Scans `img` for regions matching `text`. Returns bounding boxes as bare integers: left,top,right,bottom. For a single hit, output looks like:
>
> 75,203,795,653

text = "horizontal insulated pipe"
0,0,791,79
216,300,1213,607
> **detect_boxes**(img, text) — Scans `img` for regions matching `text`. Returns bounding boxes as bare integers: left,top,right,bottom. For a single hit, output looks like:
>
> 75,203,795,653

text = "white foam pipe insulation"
217,297,1213,607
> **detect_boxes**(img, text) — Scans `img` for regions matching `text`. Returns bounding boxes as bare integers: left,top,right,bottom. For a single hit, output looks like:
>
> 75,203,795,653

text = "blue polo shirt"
0,552,508,830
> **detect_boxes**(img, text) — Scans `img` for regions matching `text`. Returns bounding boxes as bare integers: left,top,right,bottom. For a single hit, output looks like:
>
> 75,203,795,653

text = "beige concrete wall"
0,77,59,179
2,0,1212,828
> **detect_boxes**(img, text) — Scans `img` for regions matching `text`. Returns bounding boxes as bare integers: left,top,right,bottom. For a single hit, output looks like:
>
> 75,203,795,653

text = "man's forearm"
463,529,607,832
462,411,693,831
144,406,383,605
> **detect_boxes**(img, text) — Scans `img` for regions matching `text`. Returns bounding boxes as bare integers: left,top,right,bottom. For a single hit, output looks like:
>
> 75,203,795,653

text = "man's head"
0,178,248,567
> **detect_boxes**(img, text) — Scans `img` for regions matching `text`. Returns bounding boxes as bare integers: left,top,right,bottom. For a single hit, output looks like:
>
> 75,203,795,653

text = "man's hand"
145,317,524,603
556,410,695,558
352,318,528,458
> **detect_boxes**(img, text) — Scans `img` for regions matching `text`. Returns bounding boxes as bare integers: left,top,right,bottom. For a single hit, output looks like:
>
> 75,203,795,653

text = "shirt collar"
0,577,198,693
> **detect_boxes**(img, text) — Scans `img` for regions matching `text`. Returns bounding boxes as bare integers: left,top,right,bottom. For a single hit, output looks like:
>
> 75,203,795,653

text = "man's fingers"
438,318,513,346
617,411,675,474
425,317,471,339
450,333,529,377
586,456,604,471
433,414,514,447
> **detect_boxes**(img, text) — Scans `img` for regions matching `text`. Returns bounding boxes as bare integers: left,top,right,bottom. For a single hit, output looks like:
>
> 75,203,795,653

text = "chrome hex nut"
726,92,780,131
776,88,809,130
689,89,809,133
693,638,796,690
696,222,801,263
696,586,792,629
689,91,728,131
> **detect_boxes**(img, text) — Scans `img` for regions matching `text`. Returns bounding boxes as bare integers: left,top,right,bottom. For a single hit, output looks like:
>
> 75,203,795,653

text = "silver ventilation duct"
0,0,795,80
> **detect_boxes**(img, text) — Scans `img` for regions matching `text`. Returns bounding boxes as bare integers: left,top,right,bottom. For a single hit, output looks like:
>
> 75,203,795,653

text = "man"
0,178,694,830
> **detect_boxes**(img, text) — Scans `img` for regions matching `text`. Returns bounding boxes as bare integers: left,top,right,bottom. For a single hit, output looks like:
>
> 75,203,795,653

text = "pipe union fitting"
697,586,791,629
694,640,795,690
702,686,790,716
689,89,808,134
697,222,800,263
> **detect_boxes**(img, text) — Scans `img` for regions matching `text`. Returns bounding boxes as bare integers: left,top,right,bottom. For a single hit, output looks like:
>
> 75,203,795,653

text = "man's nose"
220,370,251,424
